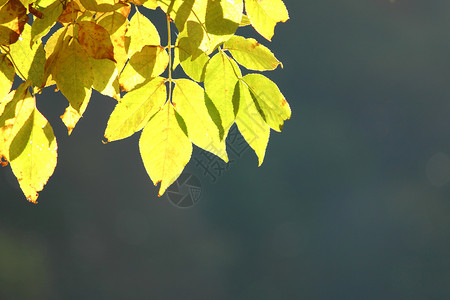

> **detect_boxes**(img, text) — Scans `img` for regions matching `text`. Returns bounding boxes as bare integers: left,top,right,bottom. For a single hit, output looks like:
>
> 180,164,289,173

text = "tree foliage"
0,0,291,203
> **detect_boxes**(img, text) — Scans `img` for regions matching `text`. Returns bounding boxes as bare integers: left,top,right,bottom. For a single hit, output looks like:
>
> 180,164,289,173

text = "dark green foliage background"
1,0,450,298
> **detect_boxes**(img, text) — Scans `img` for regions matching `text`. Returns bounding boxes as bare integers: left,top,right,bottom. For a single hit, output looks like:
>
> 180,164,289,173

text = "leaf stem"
166,13,173,102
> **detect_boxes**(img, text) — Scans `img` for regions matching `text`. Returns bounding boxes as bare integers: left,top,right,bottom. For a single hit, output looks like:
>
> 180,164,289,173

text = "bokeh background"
2,0,450,298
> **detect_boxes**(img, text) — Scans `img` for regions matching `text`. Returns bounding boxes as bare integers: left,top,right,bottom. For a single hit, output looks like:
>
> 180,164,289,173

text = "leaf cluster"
0,0,291,202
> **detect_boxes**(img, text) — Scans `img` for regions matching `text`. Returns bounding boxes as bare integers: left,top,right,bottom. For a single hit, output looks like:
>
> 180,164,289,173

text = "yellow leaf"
119,45,168,92
244,0,289,41
0,53,15,101
0,82,33,161
77,21,116,62
125,11,160,58
105,77,167,142
43,26,68,88
224,35,282,71
53,38,93,134
241,73,290,131
96,5,130,72
139,102,192,196
235,80,270,166
57,1,82,24
9,23,46,87
204,51,241,138
79,0,126,12
173,78,228,162
142,0,158,9
89,57,120,100
0,0,29,45
9,98,58,203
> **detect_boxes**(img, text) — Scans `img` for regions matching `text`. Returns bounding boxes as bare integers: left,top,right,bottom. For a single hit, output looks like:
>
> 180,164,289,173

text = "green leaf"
9,24,46,87
0,83,34,162
172,78,228,162
139,102,192,196
30,0,63,43
105,77,166,142
0,53,15,101
241,73,290,131
119,45,168,92
9,99,57,203
204,51,241,137
235,80,270,166
224,35,282,71
126,11,160,58
53,37,93,134
244,0,289,41
174,30,210,82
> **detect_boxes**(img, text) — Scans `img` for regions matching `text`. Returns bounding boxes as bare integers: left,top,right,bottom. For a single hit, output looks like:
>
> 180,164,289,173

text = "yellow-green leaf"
175,30,209,82
9,99,57,203
96,5,130,72
89,57,120,100
42,26,68,88
53,38,93,134
139,102,192,196
244,0,289,41
105,77,166,142
119,45,168,92
0,53,15,101
204,51,241,137
142,0,158,9
224,35,282,71
125,11,160,58
79,0,125,12
0,0,29,45
9,24,46,87
30,0,63,42
77,21,116,62
172,78,228,162
235,80,270,166
241,73,290,131
0,83,34,161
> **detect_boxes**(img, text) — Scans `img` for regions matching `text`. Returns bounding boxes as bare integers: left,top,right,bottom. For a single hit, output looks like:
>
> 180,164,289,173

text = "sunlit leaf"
0,53,15,101
42,26,68,88
174,29,209,82
80,0,125,12
9,24,46,87
53,38,93,134
224,35,282,71
172,78,228,161
241,73,290,131
89,57,120,100
105,77,166,142
0,83,33,162
244,0,289,41
96,5,130,72
57,1,82,24
126,11,160,58
119,45,168,92
30,0,63,42
77,21,116,62
142,0,158,10
204,51,241,138
0,0,29,45
139,102,192,196
235,80,270,166
9,97,57,203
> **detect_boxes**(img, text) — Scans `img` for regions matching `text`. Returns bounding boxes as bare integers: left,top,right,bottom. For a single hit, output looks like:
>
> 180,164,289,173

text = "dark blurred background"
2,0,450,299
